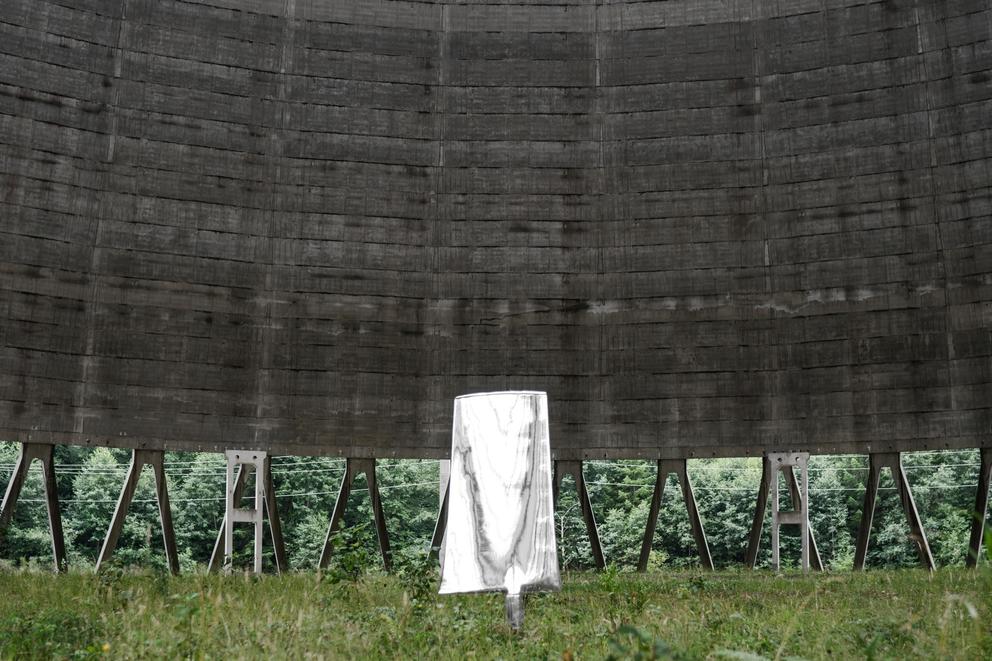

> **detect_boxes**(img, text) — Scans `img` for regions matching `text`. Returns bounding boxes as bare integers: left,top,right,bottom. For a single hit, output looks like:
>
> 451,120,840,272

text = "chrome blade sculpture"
439,391,561,630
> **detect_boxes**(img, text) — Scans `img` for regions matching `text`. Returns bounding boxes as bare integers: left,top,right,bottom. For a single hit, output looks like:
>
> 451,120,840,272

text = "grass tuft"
0,567,989,659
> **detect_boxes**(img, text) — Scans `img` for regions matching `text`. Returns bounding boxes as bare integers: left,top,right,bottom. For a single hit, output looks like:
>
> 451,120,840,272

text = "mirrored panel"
439,391,561,596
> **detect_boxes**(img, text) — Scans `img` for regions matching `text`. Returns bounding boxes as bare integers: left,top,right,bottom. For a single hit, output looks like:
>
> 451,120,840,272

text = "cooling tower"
1,0,990,459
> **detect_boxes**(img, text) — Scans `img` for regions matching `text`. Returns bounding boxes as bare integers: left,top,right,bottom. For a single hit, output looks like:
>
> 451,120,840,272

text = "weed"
319,523,372,583
169,591,202,658
0,568,988,658
687,573,708,593
392,544,437,610
0,611,102,659
607,624,683,660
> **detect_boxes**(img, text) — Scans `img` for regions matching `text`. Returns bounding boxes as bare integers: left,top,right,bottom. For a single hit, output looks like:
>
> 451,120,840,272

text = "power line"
585,481,982,492
0,460,434,477
1,452,983,506
12,479,444,506
5,472,982,505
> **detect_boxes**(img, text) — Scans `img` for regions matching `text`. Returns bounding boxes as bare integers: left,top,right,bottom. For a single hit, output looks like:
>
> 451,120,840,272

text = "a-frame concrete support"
96,449,179,575
638,459,713,571
853,452,934,571
0,442,67,572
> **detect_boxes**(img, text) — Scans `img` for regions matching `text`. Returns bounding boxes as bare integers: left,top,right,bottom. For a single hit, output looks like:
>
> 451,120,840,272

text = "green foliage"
0,610,103,659
607,624,684,660
170,453,225,566
392,544,438,611
0,568,988,658
288,510,332,569
556,474,595,568
597,564,650,628
0,443,55,565
67,448,165,569
168,591,202,658
693,458,769,568
376,459,444,552
1,444,988,573
270,455,343,570
320,522,374,583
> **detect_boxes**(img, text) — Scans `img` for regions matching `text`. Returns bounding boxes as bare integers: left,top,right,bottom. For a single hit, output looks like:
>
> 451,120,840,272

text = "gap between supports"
96,449,178,575
638,459,713,571
208,451,287,574
966,447,991,568
854,452,935,571
0,442,67,572
553,460,606,569
318,458,392,572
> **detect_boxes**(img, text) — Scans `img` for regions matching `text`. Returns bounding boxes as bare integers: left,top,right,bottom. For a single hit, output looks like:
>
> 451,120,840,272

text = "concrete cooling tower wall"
1,0,990,459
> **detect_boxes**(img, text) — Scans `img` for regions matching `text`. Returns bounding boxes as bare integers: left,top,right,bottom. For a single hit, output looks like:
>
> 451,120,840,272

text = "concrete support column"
0,442,67,572
553,460,605,569
97,449,179,575
853,452,934,571
966,447,991,567
638,459,713,571
318,458,392,572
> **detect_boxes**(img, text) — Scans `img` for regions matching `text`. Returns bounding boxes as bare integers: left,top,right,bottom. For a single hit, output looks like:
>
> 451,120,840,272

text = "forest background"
0,442,986,572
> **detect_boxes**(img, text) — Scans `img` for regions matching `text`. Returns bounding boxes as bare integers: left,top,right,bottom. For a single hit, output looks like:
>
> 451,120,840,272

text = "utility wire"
12,479,443,505
7,474,983,505
585,481,981,492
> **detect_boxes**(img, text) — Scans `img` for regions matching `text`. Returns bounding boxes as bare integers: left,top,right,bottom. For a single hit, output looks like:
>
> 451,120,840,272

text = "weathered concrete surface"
0,0,989,459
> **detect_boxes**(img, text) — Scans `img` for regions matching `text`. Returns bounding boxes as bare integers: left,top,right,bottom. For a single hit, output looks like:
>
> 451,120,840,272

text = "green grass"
0,566,989,659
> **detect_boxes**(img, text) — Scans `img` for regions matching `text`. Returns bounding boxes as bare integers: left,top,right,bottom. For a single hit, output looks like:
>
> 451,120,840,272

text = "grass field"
1,566,990,659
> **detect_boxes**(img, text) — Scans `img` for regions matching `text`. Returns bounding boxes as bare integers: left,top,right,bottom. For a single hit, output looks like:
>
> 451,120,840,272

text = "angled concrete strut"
638,458,713,571
0,442,67,572
318,458,392,571
96,449,179,575
966,447,991,568
553,460,605,569
853,452,934,571
429,479,449,564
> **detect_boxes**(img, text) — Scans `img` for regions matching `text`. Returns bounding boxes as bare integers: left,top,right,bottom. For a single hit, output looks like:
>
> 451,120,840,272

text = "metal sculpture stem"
505,593,524,632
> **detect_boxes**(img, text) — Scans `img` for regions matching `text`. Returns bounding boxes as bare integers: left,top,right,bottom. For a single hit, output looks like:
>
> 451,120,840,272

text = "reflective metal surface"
439,391,561,596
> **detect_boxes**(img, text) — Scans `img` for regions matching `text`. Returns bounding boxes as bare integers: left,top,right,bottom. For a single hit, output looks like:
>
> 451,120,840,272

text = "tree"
1,443,987,572
0,442,55,566
170,452,226,565
66,447,164,569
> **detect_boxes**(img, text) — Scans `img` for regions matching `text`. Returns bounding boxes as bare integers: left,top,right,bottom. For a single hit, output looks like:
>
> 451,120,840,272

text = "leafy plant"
607,625,684,660
319,522,373,583
0,611,102,659
169,591,202,658
392,544,437,611
1,569,990,658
